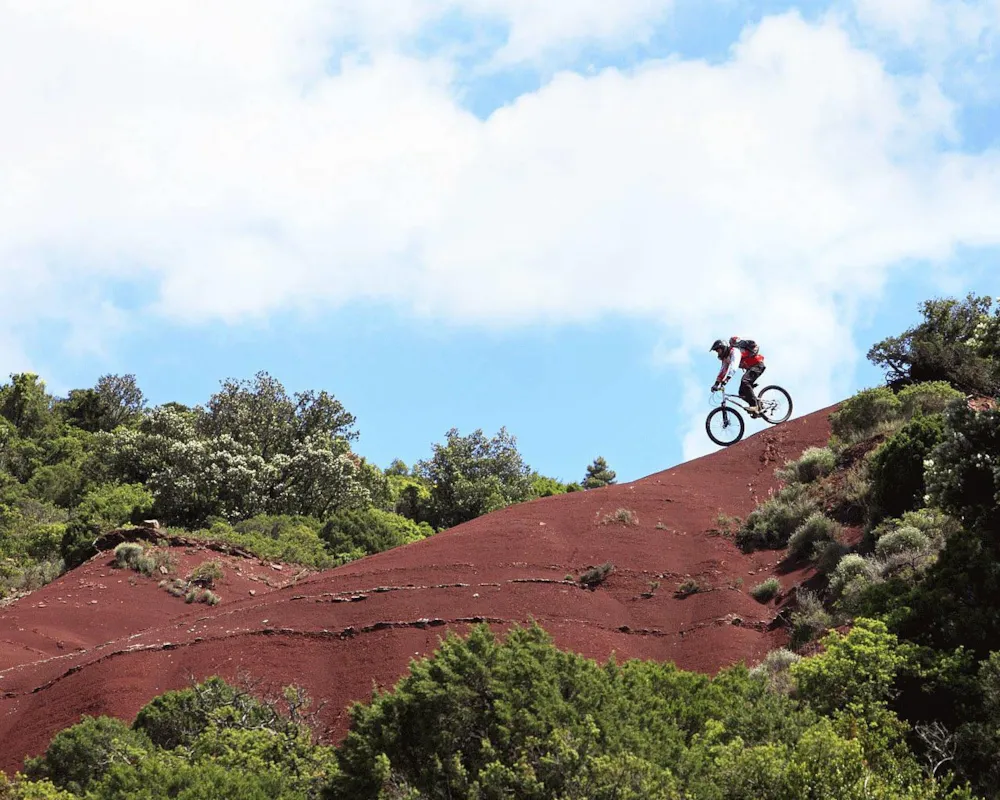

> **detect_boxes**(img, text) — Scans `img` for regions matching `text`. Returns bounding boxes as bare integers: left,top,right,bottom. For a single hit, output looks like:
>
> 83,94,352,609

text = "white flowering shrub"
92,374,370,527
925,404,1000,530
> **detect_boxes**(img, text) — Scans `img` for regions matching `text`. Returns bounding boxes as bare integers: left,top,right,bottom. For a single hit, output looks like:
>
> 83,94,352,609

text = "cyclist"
710,337,766,416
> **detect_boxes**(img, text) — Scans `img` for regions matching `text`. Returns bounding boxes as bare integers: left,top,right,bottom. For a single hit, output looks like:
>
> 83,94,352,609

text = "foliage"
792,619,906,719
898,381,965,418
94,373,369,527
787,512,841,561
320,507,433,563
776,446,836,484
600,507,637,526
869,414,946,522
582,456,617,489
579,562,613,588
75,483,153,531
830,386,903,443
735,484,819,551
416,427,533,530
751,577,781,602
867,293,1000,394
200,515,334,569
23,716,153,794
925,403,1000,531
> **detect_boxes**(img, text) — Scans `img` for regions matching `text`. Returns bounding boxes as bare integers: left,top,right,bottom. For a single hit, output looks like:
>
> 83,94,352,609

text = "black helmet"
710,339,726,354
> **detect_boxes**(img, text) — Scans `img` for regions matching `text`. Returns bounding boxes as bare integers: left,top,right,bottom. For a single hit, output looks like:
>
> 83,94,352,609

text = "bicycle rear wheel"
706,406,745,446
758,385,792,424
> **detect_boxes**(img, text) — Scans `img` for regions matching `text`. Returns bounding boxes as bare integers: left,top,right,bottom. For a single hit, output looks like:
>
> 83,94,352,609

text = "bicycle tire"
758,385,793,424
706,406,745,446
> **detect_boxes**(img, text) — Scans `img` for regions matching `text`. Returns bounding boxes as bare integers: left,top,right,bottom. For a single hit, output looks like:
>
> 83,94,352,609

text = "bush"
23,716,152,794
790,589,835,647
830,387,902,443
113,542,146,570
875,526,930,558
787,513,841,560
830,554,874,596
188,560,223,588
736,484,819,551
75,483,154,531
579,562,613,589
600,508,637,526
868,414,945,522
776,447,836,484
925,403,1000,530
320,507,433,561
750,648,802,694
751,578,781,602
897,381,964,417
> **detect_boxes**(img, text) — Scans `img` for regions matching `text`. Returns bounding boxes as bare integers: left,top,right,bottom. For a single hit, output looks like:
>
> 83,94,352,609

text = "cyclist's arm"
716,348,737,384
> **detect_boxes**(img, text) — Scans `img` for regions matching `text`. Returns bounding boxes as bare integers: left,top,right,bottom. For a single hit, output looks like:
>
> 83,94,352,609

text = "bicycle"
705,383,793,446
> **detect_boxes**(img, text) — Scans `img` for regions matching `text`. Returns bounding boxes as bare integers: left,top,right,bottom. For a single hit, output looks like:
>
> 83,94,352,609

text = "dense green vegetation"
0,370,589,598
729,291,1000,797
2,622,975,799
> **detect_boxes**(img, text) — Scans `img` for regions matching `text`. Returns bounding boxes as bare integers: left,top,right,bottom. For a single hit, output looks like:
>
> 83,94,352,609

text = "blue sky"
1,0,998,485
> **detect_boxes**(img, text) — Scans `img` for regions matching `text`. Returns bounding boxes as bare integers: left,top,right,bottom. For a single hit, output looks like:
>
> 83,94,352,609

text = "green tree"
869,414,946,522
582,457,617,489
417,427,533,529
867,293,999,394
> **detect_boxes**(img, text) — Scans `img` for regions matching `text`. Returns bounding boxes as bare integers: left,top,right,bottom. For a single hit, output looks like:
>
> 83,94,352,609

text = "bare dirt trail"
0,404,835,774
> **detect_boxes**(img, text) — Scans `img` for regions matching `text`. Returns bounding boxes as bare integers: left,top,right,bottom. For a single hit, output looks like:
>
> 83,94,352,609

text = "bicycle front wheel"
758,386,793,424
706,406,745,446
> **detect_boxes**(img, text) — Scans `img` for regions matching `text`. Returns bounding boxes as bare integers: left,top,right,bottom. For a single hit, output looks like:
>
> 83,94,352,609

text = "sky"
1,0,998,485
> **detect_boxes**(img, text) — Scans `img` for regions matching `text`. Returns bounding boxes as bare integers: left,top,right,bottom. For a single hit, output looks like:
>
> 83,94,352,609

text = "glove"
711,382,721,392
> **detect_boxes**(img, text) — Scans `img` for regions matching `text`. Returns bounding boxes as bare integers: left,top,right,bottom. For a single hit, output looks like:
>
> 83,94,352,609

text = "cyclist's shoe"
747,404,761,418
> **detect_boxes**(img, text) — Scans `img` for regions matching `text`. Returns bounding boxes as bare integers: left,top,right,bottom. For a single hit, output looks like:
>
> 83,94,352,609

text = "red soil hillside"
0,405,835,775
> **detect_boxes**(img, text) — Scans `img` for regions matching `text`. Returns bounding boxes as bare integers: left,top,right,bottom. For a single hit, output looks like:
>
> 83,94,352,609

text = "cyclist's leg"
740,365,764,406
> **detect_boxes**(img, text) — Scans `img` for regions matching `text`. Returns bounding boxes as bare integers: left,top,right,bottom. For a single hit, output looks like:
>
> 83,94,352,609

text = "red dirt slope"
0,405,834,774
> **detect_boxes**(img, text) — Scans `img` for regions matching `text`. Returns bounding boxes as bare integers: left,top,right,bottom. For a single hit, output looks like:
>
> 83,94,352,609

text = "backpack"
735,338,759,356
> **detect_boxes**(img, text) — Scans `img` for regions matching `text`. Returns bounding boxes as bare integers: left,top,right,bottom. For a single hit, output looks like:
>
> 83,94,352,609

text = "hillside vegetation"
0,371,601,600
3,291,1000,798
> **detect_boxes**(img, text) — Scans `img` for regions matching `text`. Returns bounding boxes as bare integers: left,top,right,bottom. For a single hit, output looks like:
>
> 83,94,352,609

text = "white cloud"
1,3,999,445
852,0,998,50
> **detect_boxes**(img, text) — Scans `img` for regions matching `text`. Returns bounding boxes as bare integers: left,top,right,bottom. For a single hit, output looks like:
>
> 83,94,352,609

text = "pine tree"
582,457,616,489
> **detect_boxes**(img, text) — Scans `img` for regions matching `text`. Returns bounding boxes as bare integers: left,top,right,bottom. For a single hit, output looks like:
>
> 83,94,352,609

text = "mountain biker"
710,336,766,416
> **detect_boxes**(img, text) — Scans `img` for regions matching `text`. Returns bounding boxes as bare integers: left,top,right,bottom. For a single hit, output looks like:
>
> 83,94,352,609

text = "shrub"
185,587,220,605
676,577,702,596
791,618,906,718
23,716,152,794
925,403,1000,530
320,507,433,561
600,508,637,526
736,484,819,551
814,541,850,574
897,381,964,417
776,447,836,484
579,562,613,589
790,589,835,647
874,526,930,558
830,554,874,595
188,560,223,588
830,387,902,443
751,577,781,602
787,513,841,561
750,648,802,694
868,414,945,522
113,542,146,570
75,483,154,531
